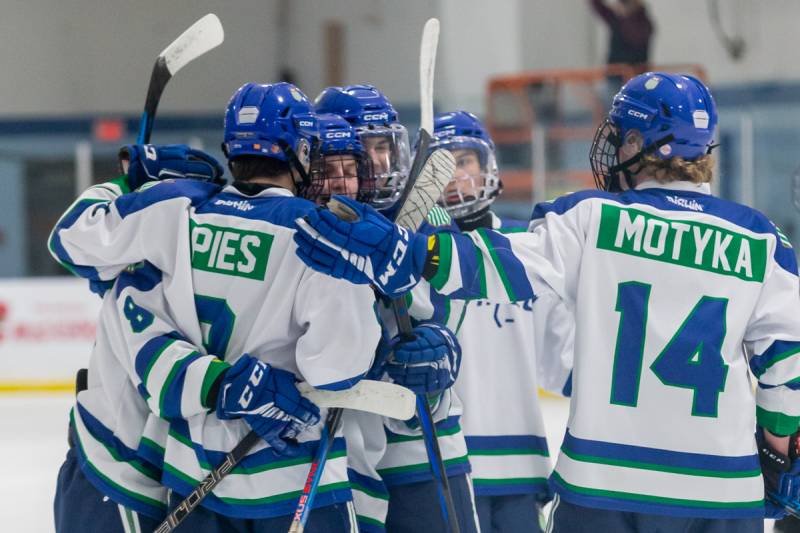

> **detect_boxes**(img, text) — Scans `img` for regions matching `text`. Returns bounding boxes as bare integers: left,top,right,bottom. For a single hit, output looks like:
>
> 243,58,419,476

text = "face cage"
437,139,501,219
589,119,625,192
357,125,412,209
308,153,376,206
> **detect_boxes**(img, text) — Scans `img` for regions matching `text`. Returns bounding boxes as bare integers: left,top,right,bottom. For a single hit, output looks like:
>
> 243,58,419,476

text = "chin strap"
454,206,492,232
609,134,675,191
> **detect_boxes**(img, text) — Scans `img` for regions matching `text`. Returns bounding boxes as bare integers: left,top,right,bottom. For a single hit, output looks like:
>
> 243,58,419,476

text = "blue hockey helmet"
430,111,501,219
589,72,718,191
311,113,375,205
223,82,318,191
315,85,411,210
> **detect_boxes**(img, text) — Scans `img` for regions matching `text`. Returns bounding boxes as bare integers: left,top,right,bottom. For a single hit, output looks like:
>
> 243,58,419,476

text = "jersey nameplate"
190,221,273,280
597,204,767,282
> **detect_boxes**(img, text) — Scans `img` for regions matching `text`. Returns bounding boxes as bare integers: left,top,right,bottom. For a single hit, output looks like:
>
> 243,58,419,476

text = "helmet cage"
436,136,501,218
356,123,411,209
310,151,375,205
589,118,675,192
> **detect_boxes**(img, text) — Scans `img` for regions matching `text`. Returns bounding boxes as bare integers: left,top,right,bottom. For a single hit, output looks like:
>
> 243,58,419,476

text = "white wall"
0,0,799,118
0,0,282,116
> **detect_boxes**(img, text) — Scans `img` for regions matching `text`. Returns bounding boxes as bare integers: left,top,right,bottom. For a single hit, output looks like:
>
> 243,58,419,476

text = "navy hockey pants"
167,493,356,533
476,493,544,533
54,444,163,533
547,495,763,533
385,474,480,533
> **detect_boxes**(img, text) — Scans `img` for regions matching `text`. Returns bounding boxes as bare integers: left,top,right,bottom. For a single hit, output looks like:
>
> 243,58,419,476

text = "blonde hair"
638,154,714,184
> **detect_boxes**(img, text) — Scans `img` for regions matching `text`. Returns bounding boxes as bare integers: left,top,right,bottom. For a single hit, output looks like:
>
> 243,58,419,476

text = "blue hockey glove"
383,323,462,395
293,195,429,299
119,144,225,190
216,356,320,456
758,427,800,519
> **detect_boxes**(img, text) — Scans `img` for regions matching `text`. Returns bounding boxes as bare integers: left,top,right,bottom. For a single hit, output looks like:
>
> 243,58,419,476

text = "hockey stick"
394,17,462,533
286,150,455,533
297,380,415,420
137,13,224,144
288,19,454,533
154,381,414,533
327,149,458,533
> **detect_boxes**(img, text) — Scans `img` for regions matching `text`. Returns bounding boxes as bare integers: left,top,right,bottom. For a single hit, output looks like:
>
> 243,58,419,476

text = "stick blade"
395,149,455,231
160,14,224,75
297,380,416,420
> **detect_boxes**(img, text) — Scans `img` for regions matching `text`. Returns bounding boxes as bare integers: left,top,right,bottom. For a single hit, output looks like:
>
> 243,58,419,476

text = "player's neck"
240,174,296,193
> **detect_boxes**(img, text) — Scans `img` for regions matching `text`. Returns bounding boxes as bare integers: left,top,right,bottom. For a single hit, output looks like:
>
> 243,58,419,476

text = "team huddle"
48,72,800,533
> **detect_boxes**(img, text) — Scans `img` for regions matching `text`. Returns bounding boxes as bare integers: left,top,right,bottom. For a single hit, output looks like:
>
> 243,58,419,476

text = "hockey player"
316,85,480,533
50,82,384,532
51,144,226,532
430,111,573,532
293,72,800,532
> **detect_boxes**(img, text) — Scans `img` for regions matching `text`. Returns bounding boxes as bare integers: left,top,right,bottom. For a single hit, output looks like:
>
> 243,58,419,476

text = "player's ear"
621,130,644,158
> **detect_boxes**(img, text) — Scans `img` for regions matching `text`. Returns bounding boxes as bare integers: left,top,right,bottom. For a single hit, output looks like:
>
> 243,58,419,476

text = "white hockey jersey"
424,180,800,519
453,213,573,500
50,179,381,518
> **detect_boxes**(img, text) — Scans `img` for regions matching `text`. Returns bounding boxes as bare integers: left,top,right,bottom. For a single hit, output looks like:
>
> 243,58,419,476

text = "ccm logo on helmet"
325,131,352,139
363,113,389,122
627,109,649,120
298,120,315,128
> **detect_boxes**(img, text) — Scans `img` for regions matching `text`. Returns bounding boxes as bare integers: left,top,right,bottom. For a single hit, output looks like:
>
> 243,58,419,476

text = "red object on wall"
93,118,126,142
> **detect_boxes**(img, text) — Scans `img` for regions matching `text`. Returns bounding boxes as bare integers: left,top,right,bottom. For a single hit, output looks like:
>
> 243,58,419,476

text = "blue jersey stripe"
134,332,189,386
447,233,484,300
749,339,800,378
472,478,550,498
466,435,549,454
166,418,346,473
116,261,163,297
161,467,352,519
561,430,760,474
50,199,104,281
159,351,204,419
550,473,763,519
347,467,389,499
479,228,535,301
194,191,316,229
75,403,160,480
114,180,220,219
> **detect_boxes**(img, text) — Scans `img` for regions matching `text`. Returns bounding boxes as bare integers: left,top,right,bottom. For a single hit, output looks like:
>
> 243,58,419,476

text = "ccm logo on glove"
238,362,266,409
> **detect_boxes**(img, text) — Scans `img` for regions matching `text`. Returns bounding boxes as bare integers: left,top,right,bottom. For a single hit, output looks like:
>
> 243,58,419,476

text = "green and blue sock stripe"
550,471,764,519
560,430,761,479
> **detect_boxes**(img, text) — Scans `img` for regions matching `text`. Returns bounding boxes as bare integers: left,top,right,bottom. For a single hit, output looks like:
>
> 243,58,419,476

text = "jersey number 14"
609,281,729,418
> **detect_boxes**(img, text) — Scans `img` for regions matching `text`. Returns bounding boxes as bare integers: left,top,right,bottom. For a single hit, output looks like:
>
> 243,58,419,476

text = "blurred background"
0,0,797,529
